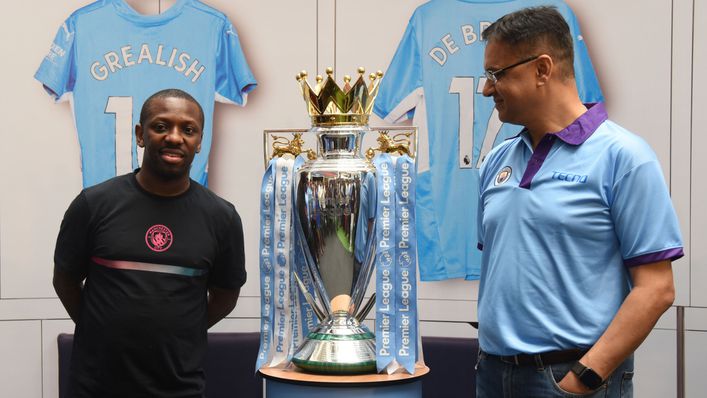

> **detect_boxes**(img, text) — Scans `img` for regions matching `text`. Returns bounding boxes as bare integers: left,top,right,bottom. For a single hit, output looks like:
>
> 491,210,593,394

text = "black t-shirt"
54,172,246,398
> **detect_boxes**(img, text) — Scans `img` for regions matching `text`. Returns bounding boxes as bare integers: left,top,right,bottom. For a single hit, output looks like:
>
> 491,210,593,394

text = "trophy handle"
262,129,311,167
355,293,376,323
365,129,416,161
293,272,327,322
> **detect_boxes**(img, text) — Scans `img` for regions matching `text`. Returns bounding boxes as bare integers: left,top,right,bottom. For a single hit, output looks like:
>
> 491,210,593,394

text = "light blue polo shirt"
476,103,683,355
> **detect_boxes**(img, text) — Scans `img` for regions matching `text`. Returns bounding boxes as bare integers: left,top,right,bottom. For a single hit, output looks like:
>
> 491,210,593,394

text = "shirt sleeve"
34,17,77,102
214,20,257,106
373,14,423,123
610,160,684,267
54,192,91,279
210,206,247,290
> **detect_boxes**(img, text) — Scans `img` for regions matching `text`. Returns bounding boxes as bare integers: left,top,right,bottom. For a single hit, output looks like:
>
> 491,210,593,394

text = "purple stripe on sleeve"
519,135,555,189
624,248,684,268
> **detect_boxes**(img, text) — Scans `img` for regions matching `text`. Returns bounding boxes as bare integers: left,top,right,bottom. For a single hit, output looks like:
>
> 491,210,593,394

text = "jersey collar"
113,0,189,26
515,103,607,189
554,102,608,145
517,102,607,148
456,0,518,3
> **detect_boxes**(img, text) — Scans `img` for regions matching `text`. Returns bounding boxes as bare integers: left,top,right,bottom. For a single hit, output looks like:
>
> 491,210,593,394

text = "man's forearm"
582,280,674,377
53,270,84,323
207,286,241,328
559,260,674,392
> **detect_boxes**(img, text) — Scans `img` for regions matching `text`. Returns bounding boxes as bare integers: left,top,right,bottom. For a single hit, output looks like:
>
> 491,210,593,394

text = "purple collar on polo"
518,103,607,189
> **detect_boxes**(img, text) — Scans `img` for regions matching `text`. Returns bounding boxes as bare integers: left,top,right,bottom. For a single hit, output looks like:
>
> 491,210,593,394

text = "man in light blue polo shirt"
475,6,683,397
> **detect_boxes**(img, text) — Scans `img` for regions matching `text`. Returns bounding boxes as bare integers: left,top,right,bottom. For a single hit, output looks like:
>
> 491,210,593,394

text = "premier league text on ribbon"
274,161,293,356
376,156,396,362
256,162,276,369
259,173,273,359
395,156,417,373
374,152,418,373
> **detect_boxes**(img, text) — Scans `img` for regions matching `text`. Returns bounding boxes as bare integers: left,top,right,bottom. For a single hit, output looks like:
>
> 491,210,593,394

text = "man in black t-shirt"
53,89,247,398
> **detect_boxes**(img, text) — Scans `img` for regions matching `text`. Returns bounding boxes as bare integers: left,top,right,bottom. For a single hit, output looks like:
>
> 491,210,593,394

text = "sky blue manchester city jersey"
476,103,683,355
373,0,602,281
35,0,256,187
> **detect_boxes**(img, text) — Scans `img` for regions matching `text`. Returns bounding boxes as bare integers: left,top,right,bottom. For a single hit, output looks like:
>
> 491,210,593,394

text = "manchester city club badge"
145,224,173,252
495,166,512,186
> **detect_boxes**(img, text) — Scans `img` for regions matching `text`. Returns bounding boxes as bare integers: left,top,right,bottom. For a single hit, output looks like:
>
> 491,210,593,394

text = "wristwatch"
570,361,605,390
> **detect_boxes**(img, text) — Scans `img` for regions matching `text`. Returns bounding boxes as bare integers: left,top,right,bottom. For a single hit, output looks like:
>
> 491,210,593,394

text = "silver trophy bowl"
291,124,378,374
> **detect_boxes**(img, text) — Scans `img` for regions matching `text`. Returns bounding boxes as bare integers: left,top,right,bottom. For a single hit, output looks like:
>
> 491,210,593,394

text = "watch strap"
570,361,604,390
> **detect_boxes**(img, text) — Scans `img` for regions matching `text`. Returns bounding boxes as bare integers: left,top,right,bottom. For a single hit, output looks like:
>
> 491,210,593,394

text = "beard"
141,150,193,181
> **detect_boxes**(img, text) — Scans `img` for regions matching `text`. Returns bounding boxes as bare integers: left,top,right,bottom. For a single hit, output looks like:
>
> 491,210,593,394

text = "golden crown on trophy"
296,67,383,126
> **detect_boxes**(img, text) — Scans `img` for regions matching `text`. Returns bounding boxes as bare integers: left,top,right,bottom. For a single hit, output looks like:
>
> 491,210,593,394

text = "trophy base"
292,311,377,375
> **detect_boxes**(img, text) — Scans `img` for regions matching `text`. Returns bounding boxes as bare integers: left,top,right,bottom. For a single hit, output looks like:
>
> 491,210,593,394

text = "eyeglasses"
484,55,540,84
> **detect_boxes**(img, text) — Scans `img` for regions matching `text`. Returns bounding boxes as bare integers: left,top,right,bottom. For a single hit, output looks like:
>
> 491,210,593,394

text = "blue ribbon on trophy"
258,152,320,369
271,157,294,366
258,133,320,370
372,148,419,374
374,153,397,372
292,228,317,348
256,159,276,371
394,154,417,374
289,155,318,357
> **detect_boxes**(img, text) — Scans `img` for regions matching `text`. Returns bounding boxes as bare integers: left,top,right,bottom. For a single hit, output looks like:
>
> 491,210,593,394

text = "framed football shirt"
35,0,257,187
374,0,602,280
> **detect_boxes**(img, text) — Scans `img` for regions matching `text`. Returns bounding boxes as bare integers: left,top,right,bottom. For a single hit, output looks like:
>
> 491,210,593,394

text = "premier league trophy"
289,67,382,374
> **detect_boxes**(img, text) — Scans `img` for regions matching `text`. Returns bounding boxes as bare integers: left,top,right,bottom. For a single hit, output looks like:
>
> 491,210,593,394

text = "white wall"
0,0,703,397
691,0,707,308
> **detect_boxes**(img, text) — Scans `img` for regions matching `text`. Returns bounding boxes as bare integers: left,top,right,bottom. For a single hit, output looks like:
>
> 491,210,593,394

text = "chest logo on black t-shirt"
145,224,173,252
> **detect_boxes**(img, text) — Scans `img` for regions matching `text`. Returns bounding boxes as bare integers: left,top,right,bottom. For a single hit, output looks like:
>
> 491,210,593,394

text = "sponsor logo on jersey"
495,166,512,186
551,171,588,183
145,224,174,252
45,43,67,64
